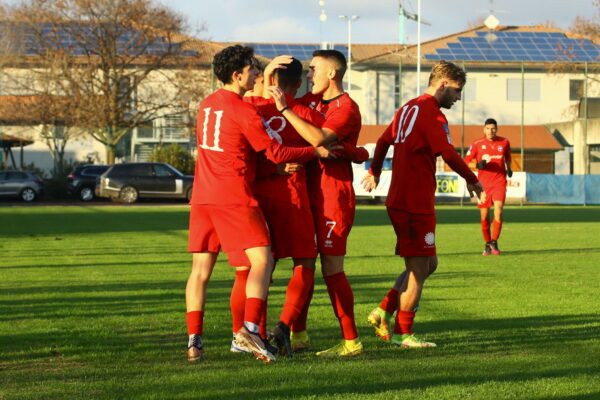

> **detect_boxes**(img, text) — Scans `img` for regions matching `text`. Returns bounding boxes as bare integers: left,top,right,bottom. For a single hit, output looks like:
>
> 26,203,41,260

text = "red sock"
393,310,415,335
324,272,358,340
230,269,248,333
491,220,502,241
481,218,491,243
280,267,315,326
291,283,314,332
259,296,268,339
379,288,399,314
186,310,204,335
244,297,264,332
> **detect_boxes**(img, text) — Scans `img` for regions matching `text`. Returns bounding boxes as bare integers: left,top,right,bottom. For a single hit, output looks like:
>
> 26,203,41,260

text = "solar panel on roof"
426,30,600,63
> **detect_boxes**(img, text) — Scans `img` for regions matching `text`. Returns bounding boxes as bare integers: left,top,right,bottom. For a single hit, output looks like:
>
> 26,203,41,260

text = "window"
153,164,175,177
127,164,153,176
569,79,584,101
7,171,27,180
507,78,540,102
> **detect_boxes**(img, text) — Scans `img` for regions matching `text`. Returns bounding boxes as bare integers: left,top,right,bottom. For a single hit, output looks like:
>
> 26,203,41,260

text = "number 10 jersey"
369,93,456,214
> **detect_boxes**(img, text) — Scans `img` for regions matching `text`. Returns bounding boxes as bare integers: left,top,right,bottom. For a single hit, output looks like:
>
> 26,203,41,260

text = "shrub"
150,144,195,175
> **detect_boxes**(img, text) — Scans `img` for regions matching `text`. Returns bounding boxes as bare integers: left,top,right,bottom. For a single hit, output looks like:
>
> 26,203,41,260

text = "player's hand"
267,86,287,112
506,168,513,178
315,146,333,159
264,55,293,75
361,173,379,192
467,181,485,202
283,163,302,174
475,160,487,169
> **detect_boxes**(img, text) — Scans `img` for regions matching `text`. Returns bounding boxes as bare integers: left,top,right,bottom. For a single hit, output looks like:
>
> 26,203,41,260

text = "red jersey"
370,94,466,214
464,136,511,188
246,95,325,207
300,92,362,210
191,89,314,207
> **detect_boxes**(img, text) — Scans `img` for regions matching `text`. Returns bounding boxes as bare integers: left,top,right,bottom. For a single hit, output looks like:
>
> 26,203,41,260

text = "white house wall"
351,67,600,128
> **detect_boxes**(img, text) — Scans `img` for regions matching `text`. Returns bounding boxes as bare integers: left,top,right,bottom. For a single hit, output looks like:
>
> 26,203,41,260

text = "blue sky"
164,0,597,44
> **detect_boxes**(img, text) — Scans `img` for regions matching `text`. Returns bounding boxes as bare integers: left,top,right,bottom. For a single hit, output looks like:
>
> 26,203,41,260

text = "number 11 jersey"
191,88,287,207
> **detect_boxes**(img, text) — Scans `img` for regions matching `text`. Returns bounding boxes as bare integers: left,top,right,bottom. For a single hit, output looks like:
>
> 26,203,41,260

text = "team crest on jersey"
498,145,503,151
482,145,487,149
424,232,435,247
443,124,452,144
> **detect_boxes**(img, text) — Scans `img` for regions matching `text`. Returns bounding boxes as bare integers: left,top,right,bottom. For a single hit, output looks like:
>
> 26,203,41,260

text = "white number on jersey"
394,104,420,144
325,220,337,239
199,107,225,152
263,116,285,144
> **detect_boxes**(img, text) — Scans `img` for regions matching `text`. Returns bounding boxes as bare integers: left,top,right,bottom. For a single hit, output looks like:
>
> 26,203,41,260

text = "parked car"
0,170,44,202
67,164,110,201
96,162,193,204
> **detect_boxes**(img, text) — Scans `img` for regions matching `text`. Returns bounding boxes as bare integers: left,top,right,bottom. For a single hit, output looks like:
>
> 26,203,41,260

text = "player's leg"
273,257,316,356
185,252,218,361
316,254,363,357
368,271,406,341
490,200,505,255
391,255,437,348
290,277,314,352
230,245,277,363
186,205,220,362
229,263,250,353
212,205,276,363
268,201,317,356
480,207,492,255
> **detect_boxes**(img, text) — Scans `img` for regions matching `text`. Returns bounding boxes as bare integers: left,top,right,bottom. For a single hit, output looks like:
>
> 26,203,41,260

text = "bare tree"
570,0,600,38
6,0,208,164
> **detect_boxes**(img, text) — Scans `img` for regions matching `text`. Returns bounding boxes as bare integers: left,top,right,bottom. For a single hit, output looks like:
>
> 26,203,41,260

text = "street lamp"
319,0,327,48
339,15,359,92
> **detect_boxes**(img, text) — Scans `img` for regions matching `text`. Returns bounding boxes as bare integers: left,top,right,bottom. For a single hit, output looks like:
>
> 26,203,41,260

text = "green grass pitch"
1,205,599,399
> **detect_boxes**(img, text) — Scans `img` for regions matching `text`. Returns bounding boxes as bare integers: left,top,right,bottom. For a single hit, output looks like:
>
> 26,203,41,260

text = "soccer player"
266,50,367,357
464,118,512,255
185,45,326,364
362,60,484,348
232,57,324,356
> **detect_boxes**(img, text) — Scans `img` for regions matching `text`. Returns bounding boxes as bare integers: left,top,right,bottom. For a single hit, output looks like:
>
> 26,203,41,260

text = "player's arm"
268,86,337,146
505,140,513,177
425,113,484,200
261,55,294,98
362,123,393,192
464,144,484,169
243,109,327,164
330,142,370,164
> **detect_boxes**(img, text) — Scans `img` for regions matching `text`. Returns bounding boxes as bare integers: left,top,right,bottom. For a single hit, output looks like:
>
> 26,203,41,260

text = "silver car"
0,170,44,202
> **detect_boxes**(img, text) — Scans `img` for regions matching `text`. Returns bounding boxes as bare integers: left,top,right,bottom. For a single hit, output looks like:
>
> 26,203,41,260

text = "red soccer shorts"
478,183,507,208
188,204,271,254
312,206,355,256
257,195,317,260
386,208,436,257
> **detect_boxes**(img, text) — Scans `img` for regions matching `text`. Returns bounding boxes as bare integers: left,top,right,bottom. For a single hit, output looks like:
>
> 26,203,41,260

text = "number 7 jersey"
369,93,456,214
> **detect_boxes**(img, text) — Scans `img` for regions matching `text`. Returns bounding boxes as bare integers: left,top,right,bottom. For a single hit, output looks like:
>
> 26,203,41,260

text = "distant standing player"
362,61,484,348
464,118,512,256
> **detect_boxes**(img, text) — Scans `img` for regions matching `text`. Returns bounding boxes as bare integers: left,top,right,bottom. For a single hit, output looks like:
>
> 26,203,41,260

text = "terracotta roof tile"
358,124,563,151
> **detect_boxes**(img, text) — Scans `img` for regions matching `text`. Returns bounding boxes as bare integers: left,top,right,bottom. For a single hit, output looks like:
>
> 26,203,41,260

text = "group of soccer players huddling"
184,43,513,364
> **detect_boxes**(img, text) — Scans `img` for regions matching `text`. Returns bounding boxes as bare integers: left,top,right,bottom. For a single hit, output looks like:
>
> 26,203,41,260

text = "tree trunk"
105,144,116,164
